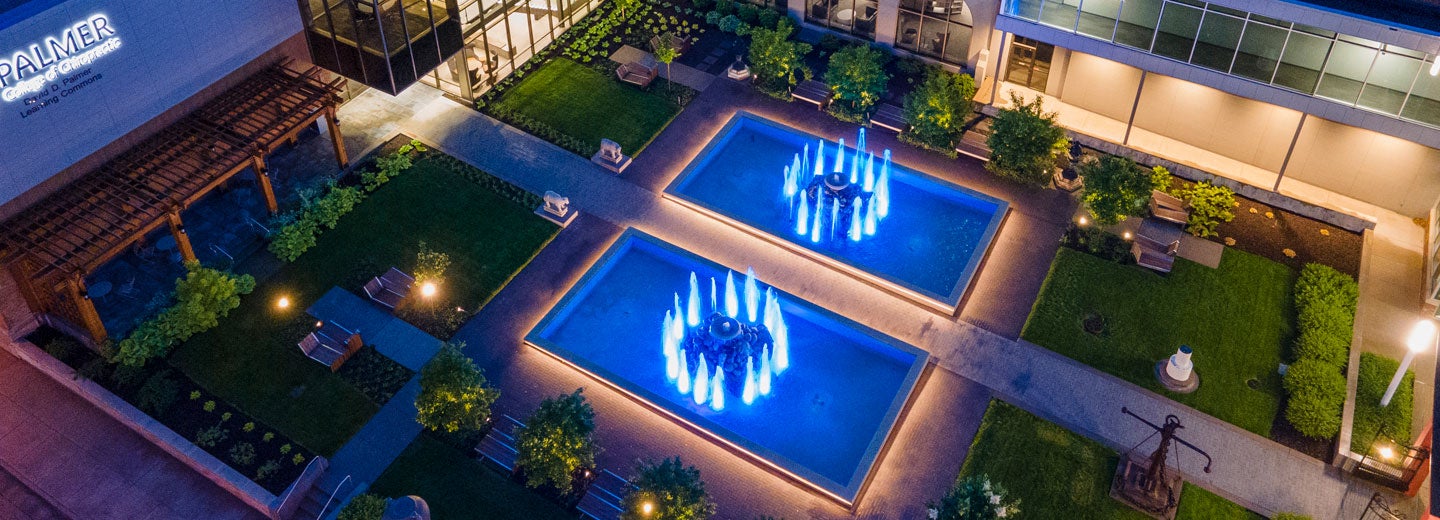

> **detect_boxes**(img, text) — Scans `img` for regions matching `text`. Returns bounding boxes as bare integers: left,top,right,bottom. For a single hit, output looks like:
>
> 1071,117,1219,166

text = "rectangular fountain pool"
525,229,928,504
664,112,1008,312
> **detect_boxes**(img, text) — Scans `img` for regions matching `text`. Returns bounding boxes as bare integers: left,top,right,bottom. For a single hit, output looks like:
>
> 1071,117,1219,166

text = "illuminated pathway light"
662,267,790,411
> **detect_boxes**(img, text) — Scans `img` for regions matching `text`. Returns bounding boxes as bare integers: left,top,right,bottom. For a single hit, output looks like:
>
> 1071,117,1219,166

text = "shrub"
986,93,1069,187
1283,359,1347,439
416,342,500,433
716,14,743,33
1273,514,1311,520
337,345,415,405
748,19,811,96
42,337,81,364
195,426,228,448
714,0,734,14
1060,226,1133,264
824,44,889,119
900,70,975,156
115,264,256,365
1296,264,1358,312
242,422,255,433
756,7,779,29
293,454,306,465
691,0,714,10
189,390,201,400
338,494,388,520
517,389,598,494
1150,165,1173,192
735,3,759,23
1292,327,1350,368
263,432,275,442
203,400,216,412
704,10,722,25
1080,155,1151,226
256,459,282,482
221,412,233,422
1174,181,1235,237
268,217,318,262
620,457,716,520
136,370,180,415
280,443,293,454
230,442,257,466
414,241,451,288
930,474,1019,520
309,186,364,230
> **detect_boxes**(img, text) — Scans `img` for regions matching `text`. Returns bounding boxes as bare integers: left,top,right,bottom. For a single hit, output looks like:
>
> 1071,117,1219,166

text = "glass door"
1006,36,1054,92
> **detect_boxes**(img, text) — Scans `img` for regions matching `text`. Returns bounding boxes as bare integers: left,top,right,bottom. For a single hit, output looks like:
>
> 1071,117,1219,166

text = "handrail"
274,456,324,519
314,474,353,520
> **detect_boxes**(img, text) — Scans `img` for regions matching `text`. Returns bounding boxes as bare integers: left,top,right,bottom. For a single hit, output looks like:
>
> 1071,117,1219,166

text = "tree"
516,389,598,494
414,241,451,288
747,19,811,98
1080,155,1151,226
620,457,716,520
824,44,889,121
985,93,1069,187
930,475,1019,519
415,342,499,433
652,32,680,94
900,69,977,155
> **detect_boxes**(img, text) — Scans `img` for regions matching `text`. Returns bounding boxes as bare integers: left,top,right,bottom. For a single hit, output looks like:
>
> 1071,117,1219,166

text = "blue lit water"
667,113,1007,306
527,231,927,500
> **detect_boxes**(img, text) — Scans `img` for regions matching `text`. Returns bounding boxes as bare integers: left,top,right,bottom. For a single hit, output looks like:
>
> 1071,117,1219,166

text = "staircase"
293,475,355,520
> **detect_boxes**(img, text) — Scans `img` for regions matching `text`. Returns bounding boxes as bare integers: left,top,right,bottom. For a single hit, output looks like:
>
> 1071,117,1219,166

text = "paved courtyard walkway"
333,80,1416,517
0,348,268,520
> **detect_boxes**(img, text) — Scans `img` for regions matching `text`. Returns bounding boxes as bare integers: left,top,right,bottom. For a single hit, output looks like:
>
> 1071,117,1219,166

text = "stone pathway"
307,287,442,371
375,85,1406,518
608,45,715,91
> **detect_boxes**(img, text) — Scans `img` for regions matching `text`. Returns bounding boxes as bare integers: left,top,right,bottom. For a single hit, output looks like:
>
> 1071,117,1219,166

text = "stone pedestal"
727,56,752,80
1110,455,1182,520
591,138,632,173
535,190,578,227
1155,345,1198,393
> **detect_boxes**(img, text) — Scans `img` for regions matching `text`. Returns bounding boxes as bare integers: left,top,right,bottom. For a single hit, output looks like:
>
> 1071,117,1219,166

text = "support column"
167,210,197,264
1274,113,1308,191
252,156,279,214
1122,70,1148,146
68,275,107,345
988,31,1009,106
324,107,349,169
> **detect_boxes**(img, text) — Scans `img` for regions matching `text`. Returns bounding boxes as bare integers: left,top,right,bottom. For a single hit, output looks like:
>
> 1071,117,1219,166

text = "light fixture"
276,296,290,309
420,282,437,298
1407,319,1436,353
1429,58,1439,77
1078,215,1089,226
1123,231,1133,240
642,502,654,515
1378,445,1396,460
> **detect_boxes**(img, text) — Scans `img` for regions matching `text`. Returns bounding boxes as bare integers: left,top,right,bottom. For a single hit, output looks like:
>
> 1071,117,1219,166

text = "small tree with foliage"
516,389,598,494
1080,155,1152,226
985,93,1069,187
414,241,451,288
931,475,1019,519
1174,181,1235,237
653,32,679,90
824,44,889,122
116,263,255,366
415,342,499,433
337,494,388,520
900,70,976,155
620,457,716,520
748,19,811,98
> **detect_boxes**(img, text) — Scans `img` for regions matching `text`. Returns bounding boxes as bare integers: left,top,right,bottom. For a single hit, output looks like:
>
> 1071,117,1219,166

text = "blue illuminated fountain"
785,128,892,243
662,267,790,412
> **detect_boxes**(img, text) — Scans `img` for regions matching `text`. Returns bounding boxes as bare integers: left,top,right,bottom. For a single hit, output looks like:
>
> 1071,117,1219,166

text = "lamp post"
1381,320,1435,406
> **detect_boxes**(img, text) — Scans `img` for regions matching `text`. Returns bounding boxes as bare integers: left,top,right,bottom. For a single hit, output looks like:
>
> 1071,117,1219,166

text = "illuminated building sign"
1,14,120,105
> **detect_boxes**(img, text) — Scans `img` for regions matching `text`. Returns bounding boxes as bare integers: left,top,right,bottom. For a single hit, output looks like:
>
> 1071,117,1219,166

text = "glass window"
1077,0,1121,40
1316,40,1377,104
1359,51,1421,114
898,0,971,66
1008,0,1042,20
1190,10,1242,72
1114,0,1163,50
1247,13,1289,29
1274,31,1329,93
1402,60,1440,126
1152,1,1202,61
897,11,923,52
1038,0,1080,30
1231,20,1286,83
944,20,972,63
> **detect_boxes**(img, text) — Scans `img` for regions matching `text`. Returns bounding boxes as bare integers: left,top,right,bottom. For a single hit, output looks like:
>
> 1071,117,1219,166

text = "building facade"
793,0,1440,219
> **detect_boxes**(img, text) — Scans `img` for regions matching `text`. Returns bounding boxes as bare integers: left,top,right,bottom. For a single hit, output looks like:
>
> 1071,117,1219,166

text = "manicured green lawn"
959,400,1258,519
370,435,574,520
1351,352,1414,455
490,58,680,154
1021,247,1294,436
170,150,559,455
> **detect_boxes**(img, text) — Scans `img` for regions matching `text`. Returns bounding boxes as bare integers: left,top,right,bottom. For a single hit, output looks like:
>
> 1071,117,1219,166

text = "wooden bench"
1150,190,1189,224
871,103,908,133
476,414,526,474
616,62,658,88
577,469,632,520
364,267,413,310
792,80,833,110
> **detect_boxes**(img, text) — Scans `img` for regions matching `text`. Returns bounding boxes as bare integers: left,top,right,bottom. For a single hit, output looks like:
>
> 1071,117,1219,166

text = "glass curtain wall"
301,0,463,95
807,0,879,39
1001,0,1440,128
895,0,974,66
420,0,603,99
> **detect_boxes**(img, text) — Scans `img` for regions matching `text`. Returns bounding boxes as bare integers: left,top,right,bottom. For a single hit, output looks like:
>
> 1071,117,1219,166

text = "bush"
256,459,282,481
115,264,256,366
42,337,82,364
136,370,180,415
195,426,228,448
416,342,500,433
716,14,743,33
756,8,780,29
1292,328,1350,368
986,93,1069,187
900,70,975,156
704,10,722,25
414,241,451,288
930,474,1019,519
748,19,811,96
517,389,598,494
309,186,364,230
1060,227,1133,264
1282,359,1347,439
691,0,714,10
268,217,319,262
1080,155,1151,226
1273,514,1312,520
338,494,388,520
230,442,257,466
735,3,759,23
825,44,889,118
1174,181,1235,237
620,457,716,520
1296,264,1358,312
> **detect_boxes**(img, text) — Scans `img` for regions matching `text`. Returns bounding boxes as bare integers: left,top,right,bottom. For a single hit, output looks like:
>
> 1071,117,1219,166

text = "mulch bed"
1268,401,1336,462
1180,178,1364,277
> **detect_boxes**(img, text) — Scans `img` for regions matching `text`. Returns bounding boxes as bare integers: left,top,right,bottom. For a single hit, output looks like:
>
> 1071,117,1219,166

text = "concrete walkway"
307,287,442,371
0,349,268,520
321,379,423,489
609,45,716,91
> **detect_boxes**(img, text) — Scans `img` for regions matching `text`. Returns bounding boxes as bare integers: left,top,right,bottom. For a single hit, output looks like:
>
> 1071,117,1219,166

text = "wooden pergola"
0,60,347,345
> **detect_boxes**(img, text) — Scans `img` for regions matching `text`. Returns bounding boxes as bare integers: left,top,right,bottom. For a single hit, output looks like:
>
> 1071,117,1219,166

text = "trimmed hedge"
1282,263,1358,439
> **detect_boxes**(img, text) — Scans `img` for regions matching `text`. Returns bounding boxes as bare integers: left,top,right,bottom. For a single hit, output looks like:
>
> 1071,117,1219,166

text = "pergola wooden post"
252,155,279,214
166,210,197,264
67,275,107,345
325,106,348,168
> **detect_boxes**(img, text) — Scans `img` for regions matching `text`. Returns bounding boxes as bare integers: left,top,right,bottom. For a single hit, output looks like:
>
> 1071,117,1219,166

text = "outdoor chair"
871,103,909,133
298,320,363,371
364,267,414,310
1149,190,1189,224
650,33,691,56
1131,234,1178,273
616,61,658,88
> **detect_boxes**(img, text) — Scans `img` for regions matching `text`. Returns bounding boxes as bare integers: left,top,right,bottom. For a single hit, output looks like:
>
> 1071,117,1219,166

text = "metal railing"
314,474,353,520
